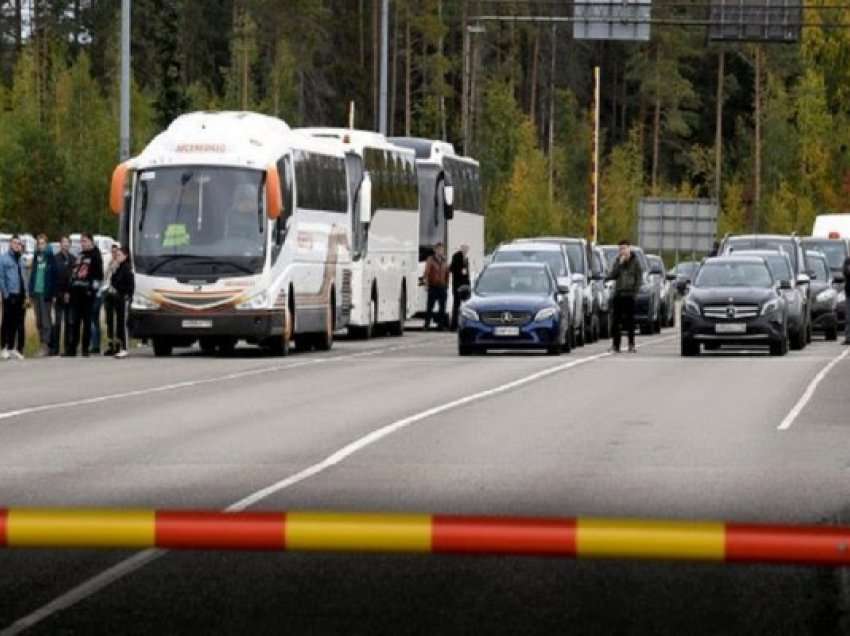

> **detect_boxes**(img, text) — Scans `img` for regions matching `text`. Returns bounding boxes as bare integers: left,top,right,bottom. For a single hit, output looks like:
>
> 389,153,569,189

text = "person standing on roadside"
50,236,76,356
66,233,103,357
106,246,134,358
606,239,643,354
0,235,27,360
841,251,850,345
93,243,119,354
422,242,449,331
28,234,57,356
449,244,470,331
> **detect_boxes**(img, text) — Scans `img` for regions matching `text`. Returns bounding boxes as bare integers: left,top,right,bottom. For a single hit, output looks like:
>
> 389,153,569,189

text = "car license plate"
715,323,746,334
182,319,213,329
493,326,520,337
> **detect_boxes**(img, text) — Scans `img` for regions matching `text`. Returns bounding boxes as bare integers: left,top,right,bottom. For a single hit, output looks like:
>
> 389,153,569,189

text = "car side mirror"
834,275,846,285
571,272,585,285
557,283,571,295
666,273,677,281
359,173,373,225
779,280,792,290
796,273,810,286
675,279,690,294
591,272,604,281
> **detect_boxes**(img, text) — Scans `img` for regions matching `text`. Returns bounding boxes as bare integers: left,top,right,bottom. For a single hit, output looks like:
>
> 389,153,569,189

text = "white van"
812,214,850,239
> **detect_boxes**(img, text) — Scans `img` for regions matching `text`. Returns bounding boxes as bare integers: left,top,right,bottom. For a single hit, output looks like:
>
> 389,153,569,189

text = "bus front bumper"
129,309,285,340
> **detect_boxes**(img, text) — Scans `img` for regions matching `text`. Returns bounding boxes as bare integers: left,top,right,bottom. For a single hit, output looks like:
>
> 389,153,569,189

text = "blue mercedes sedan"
458,262,572,356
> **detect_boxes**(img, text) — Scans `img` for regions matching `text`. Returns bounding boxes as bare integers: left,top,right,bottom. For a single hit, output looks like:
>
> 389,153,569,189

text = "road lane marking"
777,347,850,431
0,341,430,423
2,335,674,634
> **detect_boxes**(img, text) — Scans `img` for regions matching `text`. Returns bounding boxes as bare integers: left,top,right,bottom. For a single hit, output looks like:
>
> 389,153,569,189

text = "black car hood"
467,294,555,313
689,287,777,305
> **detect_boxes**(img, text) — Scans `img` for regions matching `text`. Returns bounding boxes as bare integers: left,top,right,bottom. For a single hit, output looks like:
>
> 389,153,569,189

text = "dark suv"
801,237,849,331
681,256,790,356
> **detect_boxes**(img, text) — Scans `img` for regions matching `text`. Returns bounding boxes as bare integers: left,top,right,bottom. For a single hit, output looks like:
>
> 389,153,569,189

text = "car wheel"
681,337,700,357
458,344,473,356
790,326,805,351
152,337,173,357
806,319,813,344
546,343,561,356
770,337,787,356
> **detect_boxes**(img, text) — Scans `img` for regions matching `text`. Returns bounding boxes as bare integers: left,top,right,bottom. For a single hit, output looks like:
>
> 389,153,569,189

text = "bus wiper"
192,259,255,275
147,254,206,275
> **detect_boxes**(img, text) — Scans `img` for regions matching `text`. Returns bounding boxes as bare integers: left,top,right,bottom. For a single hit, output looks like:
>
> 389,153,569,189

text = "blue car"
458,262,572,356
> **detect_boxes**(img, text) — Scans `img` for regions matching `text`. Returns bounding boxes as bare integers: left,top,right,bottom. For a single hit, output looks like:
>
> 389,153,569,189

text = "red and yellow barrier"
0,509,848,566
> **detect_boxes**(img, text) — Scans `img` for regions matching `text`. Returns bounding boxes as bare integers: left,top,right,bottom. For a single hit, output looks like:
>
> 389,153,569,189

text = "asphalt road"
0,327,848,635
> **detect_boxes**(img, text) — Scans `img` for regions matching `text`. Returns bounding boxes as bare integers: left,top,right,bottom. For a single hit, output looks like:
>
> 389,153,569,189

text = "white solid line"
777,347,850,431
2,335,675,634
0,342,426,423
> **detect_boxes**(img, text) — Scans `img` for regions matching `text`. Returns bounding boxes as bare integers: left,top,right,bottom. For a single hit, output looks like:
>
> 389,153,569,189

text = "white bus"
298,128,419,337
389,137,484,316
109,111,354,357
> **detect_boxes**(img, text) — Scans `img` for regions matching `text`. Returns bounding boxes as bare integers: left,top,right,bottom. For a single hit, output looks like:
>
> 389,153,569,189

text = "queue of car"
677,234,848,356
457,238,674,356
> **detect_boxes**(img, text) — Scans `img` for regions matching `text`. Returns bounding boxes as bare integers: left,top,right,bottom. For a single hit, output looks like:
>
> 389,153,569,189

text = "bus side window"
274,156,294,258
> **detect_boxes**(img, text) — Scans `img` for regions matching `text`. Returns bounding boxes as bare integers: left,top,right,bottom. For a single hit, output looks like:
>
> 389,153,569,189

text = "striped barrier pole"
0,509,848,566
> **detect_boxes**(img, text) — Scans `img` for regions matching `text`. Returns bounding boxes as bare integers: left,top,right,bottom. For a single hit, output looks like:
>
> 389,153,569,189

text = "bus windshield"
133,166,267,277
417,163,445,254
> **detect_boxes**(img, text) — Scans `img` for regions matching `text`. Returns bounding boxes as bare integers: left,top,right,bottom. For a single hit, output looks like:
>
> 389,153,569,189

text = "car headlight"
761,298,781,316
460,305,479,322
131,293,159,310
683,299,701,316
236,290,270,310
816,289,835,303
534,307,559,322
839,290,846,303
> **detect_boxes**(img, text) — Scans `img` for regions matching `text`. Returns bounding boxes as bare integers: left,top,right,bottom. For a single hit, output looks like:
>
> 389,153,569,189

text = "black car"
600,245,662,334
801,237,849,330
680,256,789,357
805,250,840,340
458,262,572,356
669,261,700,297
647,254,676,327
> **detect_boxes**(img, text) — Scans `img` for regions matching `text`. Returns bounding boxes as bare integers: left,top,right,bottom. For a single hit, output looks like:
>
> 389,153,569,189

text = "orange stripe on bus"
0,509,6,547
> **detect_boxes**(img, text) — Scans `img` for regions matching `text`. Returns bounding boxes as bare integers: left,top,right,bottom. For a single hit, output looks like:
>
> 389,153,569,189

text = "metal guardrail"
1,509,849,565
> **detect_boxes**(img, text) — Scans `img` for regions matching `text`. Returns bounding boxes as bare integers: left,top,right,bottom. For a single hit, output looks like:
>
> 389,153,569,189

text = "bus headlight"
131,293,159,310
236,291,270,310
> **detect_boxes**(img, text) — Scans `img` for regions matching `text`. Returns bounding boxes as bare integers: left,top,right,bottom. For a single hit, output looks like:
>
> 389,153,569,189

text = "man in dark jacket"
50,236,76,356
841,256,850,345
28,234,57,356
106,246,134,358
0,235,27,359
449,244,470,331
606,239,643,353
422,242,449,330
66,233,103,357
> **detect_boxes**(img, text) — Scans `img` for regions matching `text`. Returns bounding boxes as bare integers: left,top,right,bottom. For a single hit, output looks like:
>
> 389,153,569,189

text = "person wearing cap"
449,243,470,331
422,242,449,331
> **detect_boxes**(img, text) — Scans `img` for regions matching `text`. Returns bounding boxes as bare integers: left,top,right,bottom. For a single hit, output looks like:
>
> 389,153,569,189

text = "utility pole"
379,0,389,134
119,0,131,161
715,49,724,206
753,45,762,233
548,25,557,203
591,66,600,244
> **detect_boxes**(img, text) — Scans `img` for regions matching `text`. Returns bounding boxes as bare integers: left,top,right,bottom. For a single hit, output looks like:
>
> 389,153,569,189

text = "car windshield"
493,248,566,277
761,254,792,282
802,240,848,271
475,266,552,295
695,261,773,288
133,166,267,276
807,255,829,282
727,238,797,271
564,244,585,274
648,257,664,273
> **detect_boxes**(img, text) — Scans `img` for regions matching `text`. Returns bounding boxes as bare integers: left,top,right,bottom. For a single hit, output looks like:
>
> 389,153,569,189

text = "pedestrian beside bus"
449,243,470,331
91,243,119,354
606,239,643,354
66,233,103,357
105,246,134,358
28,234,57,356
50,236,76,356
423,242,449,331
0,235,27,360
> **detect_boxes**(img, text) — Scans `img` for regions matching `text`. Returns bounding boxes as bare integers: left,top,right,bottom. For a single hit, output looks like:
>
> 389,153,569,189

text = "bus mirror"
265,166,283,220
110,163,130,215
360,173,372,225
